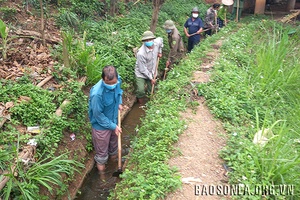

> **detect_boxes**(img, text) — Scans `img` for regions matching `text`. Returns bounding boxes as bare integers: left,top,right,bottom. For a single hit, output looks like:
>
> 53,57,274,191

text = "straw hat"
163,20,175,30
222,0,233,5
141,31,156,41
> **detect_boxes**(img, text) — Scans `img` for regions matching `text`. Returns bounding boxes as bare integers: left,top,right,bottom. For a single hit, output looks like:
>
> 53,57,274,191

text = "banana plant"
0,19,9,60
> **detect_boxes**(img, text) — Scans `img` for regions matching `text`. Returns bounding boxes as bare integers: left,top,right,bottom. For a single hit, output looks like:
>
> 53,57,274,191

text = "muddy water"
75,103,145,200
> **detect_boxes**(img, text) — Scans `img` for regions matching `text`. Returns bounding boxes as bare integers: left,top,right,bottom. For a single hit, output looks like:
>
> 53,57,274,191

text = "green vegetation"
0,73,89,199
1,0,300,198
0,19,9,60
0,7,17,20
197,18,300,199
1,153,84,200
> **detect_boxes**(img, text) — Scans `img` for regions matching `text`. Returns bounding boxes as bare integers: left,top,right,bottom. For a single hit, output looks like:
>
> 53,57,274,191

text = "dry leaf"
5,101,14,109
19,96,32,102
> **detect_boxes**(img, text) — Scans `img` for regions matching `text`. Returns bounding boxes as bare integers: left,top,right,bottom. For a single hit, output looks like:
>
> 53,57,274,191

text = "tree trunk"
150,0,164,33
101,0,108,14
110,0,118,16
286,0,296,11
39,0,45,46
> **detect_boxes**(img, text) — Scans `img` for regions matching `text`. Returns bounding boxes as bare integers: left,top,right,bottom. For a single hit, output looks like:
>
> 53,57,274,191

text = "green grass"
197,18,300,199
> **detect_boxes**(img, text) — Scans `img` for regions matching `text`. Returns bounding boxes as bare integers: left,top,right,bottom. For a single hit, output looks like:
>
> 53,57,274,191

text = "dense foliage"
52,0,209,87
197,18,300,199
1,0,300,198
1,0,210,198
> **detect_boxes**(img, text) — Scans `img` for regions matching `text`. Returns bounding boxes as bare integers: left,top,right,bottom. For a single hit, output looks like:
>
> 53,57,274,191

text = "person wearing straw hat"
231,0,244,22
204,3,221,36
163,20,185,69
184,7,204,53
217,0,234,28
134,30,163,104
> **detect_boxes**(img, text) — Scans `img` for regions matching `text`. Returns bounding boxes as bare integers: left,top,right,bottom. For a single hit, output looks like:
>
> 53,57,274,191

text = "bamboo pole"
215,10,218,33
36,75,53,87
235,0,239,22
151,57,160,95
225,7,227,26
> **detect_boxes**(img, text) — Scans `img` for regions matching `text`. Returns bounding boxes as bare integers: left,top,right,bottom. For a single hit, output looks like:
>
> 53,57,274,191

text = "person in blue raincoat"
184,7,204,53
88,65,123,174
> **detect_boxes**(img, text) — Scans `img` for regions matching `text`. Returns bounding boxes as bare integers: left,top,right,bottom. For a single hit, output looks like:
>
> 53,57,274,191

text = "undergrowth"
197,18,300,199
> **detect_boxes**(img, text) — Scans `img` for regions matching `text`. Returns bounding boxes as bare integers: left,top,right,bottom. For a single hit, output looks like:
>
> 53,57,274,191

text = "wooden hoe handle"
118,110,122,170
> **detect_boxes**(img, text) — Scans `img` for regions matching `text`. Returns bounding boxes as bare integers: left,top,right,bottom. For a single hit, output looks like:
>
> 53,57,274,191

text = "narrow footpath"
165,39,229,200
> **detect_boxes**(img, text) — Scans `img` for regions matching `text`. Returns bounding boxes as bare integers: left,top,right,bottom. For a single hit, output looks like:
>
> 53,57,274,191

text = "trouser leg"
146,79,152,95
135,77,146,98
92,129,112,165
238,8,242,21
231,8,237,20
187,39,193,53
108,130,118,157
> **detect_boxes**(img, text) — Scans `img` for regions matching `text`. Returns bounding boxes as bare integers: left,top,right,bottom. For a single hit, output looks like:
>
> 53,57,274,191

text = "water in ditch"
74,102,145,200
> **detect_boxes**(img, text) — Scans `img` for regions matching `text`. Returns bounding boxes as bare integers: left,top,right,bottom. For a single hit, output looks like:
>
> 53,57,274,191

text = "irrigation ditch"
75,102,145,199
0,70,138,199
56,89,139,200
66,35,225,200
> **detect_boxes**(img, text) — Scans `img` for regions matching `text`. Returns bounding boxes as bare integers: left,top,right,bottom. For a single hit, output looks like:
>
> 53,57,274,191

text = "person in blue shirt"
88,65,123,174
184,7,204,53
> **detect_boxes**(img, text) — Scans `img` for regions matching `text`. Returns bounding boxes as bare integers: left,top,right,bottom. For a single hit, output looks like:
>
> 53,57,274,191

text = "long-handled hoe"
151,57,160,95
113,110,123,177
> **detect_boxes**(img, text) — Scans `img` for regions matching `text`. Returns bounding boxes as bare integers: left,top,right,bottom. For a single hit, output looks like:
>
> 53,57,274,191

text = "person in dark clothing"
266,0,271,11
184,7,204,53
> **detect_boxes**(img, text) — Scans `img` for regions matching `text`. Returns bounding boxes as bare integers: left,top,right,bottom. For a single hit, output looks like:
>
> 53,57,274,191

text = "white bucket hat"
222,0,233,5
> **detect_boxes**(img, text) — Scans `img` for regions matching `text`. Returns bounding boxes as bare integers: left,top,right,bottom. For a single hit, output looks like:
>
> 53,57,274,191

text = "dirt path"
165,39,229,200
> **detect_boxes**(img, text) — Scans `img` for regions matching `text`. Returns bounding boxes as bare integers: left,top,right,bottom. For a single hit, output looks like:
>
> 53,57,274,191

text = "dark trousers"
217,18,224,28
205,29,212,36
187,38,200,53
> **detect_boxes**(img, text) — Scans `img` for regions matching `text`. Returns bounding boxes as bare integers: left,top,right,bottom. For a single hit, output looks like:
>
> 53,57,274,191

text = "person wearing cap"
88,65,123,176
204,3,220,36
163,20,185,69
184,7,204,53
231,0,244,22
134,30,163,104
